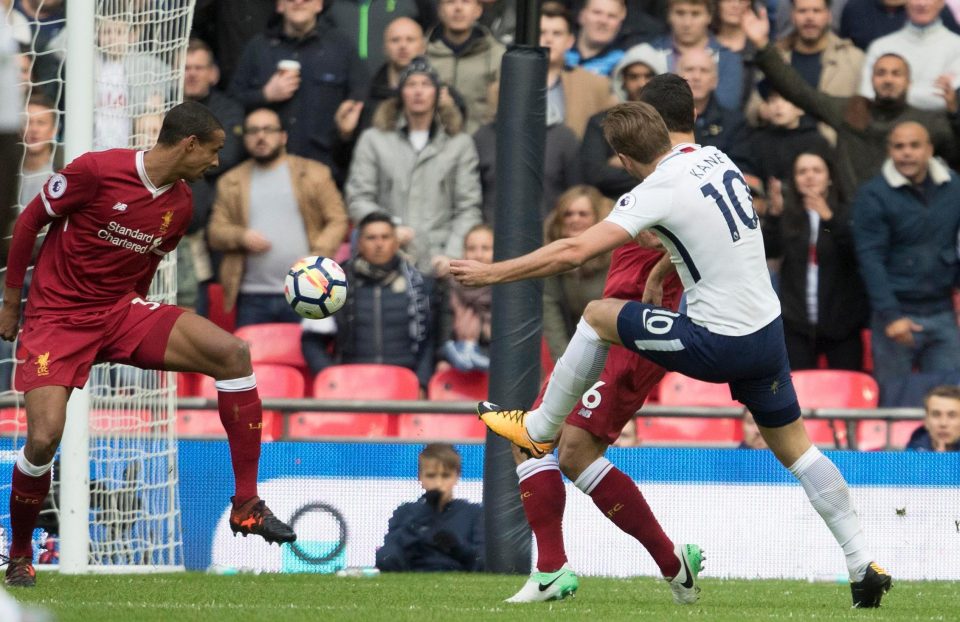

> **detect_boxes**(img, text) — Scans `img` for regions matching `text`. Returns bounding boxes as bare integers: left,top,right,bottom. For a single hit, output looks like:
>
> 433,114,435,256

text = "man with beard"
744,6,960,198
208,107,349,327
763,0,863,145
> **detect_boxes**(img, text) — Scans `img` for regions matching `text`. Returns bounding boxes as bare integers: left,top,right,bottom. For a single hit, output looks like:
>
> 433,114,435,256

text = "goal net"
1,0,196,572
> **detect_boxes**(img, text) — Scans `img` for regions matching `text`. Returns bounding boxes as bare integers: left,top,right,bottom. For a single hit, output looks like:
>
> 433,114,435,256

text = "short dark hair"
358,211,396,233
541,1,575,34
602,101,671,164
875,52,910,78
243,107,285,132
419,443,462,474
637,74,695,134
187,37,216,64
156,101,223,145
924,385,960,409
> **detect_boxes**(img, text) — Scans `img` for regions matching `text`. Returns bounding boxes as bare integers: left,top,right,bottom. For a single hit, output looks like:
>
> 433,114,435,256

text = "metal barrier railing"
0,395,926,449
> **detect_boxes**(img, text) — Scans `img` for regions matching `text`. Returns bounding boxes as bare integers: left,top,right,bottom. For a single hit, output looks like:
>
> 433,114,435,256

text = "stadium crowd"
5,0,960,451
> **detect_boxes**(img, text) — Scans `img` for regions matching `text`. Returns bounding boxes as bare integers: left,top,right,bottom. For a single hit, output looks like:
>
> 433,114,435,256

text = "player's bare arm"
451,221,632,287
643,253,677,305
0,286,21,341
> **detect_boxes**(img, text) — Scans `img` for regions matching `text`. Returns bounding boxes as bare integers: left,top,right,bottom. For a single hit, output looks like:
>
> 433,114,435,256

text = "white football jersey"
605,143,781,336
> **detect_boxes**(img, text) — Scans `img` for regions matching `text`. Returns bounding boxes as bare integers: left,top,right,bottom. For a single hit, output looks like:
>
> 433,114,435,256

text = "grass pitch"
13,573,959,621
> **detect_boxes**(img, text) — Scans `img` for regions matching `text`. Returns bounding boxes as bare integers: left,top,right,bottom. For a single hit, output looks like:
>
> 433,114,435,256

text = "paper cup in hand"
277,60,301,76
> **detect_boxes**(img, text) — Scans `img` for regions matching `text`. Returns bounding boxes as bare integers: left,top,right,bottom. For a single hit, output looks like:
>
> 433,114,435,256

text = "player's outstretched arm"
450,221,631,287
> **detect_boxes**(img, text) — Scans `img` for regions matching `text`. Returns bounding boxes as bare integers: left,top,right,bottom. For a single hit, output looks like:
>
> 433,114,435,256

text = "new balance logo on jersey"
577,407,593,419
112,201,128,211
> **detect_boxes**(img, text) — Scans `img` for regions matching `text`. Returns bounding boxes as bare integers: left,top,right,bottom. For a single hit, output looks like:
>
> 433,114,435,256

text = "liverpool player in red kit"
0,102,295,587
502,76,705,605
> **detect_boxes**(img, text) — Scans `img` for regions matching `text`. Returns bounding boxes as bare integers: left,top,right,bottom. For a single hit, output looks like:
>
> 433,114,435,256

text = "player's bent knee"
25,433,62,464
582,299,626,343
222,337,253,377
557,436,604,481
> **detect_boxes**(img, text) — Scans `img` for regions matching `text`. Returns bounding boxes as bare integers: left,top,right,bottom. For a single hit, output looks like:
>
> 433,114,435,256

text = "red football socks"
217,385,262,504
517,458,567,573
588,465,679,578
9,465,51,559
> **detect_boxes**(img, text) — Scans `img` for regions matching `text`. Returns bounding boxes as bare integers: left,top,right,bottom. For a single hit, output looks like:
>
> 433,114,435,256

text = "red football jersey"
21,149,192,315
603,243,683,310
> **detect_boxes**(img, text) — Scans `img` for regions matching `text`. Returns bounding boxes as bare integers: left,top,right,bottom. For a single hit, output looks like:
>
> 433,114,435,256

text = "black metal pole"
483,14,547,572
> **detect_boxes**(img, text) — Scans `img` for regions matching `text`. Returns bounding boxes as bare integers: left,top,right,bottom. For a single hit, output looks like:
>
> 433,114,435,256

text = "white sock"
215,373,257,392
789,446,872,581
573,457,614,495
16,447,53,477
527,318,609,442
516,454,560,483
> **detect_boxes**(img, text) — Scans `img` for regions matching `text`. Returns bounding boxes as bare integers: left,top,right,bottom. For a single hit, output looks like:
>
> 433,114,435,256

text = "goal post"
1,0,197,574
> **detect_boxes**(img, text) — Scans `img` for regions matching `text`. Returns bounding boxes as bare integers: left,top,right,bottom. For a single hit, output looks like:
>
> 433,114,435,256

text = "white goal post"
1,0,197,574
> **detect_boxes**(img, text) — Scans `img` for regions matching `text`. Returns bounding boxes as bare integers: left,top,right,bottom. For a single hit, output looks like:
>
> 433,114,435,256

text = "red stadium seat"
650,373,740,444
176,363,293,440
790,370,879,409
0,408,26,435
206,283,236,334
541,337,556,380
791,370,879,448
856,419,922,451
636,416,738,445
288,364,420,439
657,372,740,407
861,329,873,373
397,369,489,440
176,372,203,397
234,323,307,368
427,368,489,401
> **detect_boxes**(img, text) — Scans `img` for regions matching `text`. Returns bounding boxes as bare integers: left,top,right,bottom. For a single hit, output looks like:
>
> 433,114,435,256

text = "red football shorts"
15,293,186,393
532,343,666,445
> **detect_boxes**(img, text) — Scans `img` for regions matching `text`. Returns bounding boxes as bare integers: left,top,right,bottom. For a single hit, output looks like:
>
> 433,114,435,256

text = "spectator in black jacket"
376,443,484,572
906,385,960,451
309,212,437,388
762,151,868,371
677,47,746,156
228,0,367,183
182,38,245,315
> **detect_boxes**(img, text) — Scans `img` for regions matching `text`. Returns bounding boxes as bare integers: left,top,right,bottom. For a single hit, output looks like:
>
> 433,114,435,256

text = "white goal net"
1,0,195,572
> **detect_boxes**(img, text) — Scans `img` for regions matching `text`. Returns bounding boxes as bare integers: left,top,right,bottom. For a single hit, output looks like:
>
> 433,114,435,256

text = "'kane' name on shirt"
98,221,162,254
687,152,727,180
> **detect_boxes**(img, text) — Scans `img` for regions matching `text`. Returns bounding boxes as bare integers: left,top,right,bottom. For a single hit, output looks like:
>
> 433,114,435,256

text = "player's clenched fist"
0,305,20,342
449,259,494,287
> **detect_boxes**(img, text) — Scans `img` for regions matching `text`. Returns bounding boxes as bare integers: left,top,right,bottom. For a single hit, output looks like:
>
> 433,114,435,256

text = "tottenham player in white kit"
450,102,892,608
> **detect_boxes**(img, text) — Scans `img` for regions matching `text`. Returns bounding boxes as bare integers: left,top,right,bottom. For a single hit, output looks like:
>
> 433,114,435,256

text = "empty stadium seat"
0,408,26,434
649,372,740,444
234,323,307,368
288,364,420,439
791,370,879,448
177,363,295,440
397,369,488,440
427,368,489,401
636,416,739,445
856,419,923,451
658,372,741,407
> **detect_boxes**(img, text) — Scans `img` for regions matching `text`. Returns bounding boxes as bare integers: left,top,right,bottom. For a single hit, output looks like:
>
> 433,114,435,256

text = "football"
284,256,349,319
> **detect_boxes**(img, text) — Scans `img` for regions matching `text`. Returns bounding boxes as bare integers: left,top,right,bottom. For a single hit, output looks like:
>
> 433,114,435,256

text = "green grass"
12,573,960,622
